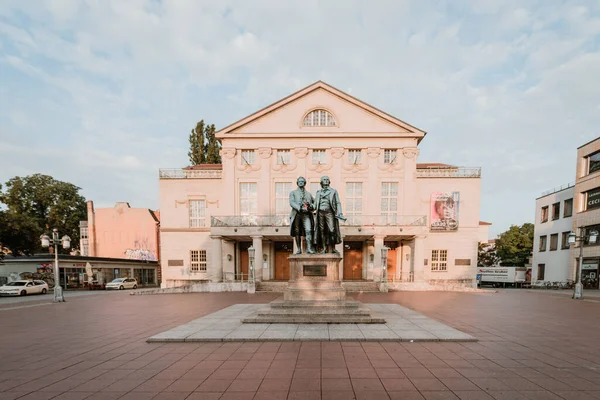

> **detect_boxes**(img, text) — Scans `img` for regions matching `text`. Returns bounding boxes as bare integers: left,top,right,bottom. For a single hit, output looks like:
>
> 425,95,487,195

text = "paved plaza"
1,289,600,399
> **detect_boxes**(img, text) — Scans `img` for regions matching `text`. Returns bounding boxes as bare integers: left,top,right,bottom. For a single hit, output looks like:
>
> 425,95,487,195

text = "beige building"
571,138,600,289
159,81,487,289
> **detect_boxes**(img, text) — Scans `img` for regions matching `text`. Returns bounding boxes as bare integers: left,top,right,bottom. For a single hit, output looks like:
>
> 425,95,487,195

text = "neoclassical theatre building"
159,81,487,289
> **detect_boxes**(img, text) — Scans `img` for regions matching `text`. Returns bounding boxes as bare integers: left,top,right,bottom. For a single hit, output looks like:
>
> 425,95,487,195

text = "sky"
0,0,598,238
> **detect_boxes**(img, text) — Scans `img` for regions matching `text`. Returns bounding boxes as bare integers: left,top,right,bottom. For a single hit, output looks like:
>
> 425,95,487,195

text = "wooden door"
239,242,251,280
343,242,363,280
274,242,293,280
385,241,398,282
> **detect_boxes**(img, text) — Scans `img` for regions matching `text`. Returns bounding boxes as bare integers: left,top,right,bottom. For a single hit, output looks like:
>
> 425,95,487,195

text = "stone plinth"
284,253,345,302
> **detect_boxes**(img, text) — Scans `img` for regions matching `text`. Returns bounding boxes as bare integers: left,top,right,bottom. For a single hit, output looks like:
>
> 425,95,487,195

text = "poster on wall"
430,192,460,231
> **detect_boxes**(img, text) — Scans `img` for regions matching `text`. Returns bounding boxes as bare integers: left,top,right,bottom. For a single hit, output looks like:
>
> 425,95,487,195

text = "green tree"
205,123,221,163
0,174,87,255
188,120,206,165
495,223,534,266
477,242,500,267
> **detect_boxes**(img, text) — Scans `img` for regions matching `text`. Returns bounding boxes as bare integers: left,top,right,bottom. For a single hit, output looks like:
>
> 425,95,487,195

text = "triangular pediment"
216,81,426,141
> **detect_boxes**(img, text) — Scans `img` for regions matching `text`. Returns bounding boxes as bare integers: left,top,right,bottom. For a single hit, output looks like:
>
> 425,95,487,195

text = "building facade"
159,81,484,289
531,185,574,283
571,138,600,289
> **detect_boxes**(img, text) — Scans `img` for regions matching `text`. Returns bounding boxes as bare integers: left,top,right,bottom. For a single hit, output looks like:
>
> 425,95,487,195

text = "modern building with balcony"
158,81,485,289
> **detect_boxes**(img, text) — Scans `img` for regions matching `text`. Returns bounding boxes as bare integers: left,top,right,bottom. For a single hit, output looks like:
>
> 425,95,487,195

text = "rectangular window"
431,250,448,271
80,227,88,239
540,206,549,223
551,203,560,220
585,187,600,211
564,198,573,217
345,182,363,217
583,224,600,246
562,232,571,249
348,149,362,164
241,150,255,165
277,149,290,165
539,235,547,251
275,182,292,215
189,200,206,228
537,264,545,280
240,183,258,215
587,150,600,174
550,234,558,251
381,182,398,223
312,150,326,164
190,250,207,272
384,149,397,164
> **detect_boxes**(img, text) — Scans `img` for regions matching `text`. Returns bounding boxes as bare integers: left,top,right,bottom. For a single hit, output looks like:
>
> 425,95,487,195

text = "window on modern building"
190,250,207,272
431,250,448,271
384,149,397,164
551,202,560,220
550,234,558,251
587,150,600,174
540,206,549,223
275,182,292,215
583,224,600,246
346,182,363,222
312,149,326,164
277,149,290,165
539,235,547,251
348,149,362,164
81,227,88,239
562,231,571,249
564,198,573,217
585,187,600,211
241,149,255,165
189,200,206,228
537,264,545,280
303,109,336,127
240,183,258,215
381,182,398,224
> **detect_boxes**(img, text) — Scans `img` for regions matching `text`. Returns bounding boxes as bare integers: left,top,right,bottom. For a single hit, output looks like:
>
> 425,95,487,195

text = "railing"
211,214,427,227
416,167,481,178
540,182,575,196
159,168,222,179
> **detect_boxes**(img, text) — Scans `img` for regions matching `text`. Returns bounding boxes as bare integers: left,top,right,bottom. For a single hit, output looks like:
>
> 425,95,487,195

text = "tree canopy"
0,174,87,255
188,120,221,165
494,223,534,266
477,242,500,267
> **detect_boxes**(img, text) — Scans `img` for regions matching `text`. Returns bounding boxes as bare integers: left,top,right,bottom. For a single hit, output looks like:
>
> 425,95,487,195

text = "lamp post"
568,228,598,300
380,246,389,292
40,229,71,303
247,245,256,294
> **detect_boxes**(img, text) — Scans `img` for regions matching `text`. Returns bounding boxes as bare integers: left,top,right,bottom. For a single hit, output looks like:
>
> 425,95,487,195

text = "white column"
373,235,385,282
413,235,425,282
211,235,223,282
251,235,263,282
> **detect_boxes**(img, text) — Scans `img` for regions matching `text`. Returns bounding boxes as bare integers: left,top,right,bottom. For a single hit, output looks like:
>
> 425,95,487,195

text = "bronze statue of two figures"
289,176,346,255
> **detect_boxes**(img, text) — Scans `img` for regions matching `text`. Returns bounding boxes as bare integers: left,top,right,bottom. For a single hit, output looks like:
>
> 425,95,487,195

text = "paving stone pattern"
148,303,475,342
1,290,600,399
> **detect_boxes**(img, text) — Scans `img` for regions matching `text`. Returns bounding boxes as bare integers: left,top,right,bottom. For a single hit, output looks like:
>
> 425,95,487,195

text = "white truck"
477,266,527,288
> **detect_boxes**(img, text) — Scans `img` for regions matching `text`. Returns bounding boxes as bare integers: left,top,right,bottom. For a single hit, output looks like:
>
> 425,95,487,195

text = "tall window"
562,232,571,249
537,264,545,280
564,198,573,217
303,109,336,127
431,250,448,271
277,150,290,165
348,149,362,164
312,150,326,164
345,182,363,220
540,206,549,223
584,224,600,246
240,183,258,215
384,149,397,164
381,182,398,223
539,235,547,251
81,227,88,239
587,151,600,174
275,182,292,214
190,250,207,272
585,187,600,211
189,200,206,228
241,150,255,165
552,203,560,220
550,234,558,251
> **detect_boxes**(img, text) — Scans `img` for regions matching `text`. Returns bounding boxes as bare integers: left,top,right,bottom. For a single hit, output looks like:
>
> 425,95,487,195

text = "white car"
105,278,138,290
0,280,49,296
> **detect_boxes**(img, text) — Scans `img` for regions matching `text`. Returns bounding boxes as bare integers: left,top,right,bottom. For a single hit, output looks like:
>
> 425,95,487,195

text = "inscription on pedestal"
303,265,327,276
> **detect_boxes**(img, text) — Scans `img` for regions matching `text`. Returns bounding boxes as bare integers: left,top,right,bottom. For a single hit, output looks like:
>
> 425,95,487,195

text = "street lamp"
40,229,71,303
247,245,256,294
380,246,389,292
568,228,598,300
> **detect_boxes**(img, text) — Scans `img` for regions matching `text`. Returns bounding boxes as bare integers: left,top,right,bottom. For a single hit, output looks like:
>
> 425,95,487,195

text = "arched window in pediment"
302,109,336,127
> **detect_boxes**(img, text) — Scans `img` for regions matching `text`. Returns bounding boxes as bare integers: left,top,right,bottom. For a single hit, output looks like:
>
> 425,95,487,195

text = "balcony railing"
416,167,481,178
159,168,222,179
540,181,574,197
211,214,427,227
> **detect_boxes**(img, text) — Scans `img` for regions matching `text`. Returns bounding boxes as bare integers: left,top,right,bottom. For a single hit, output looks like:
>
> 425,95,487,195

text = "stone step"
341,281,380,292
256,307,373,316
270,300,361,309
242,316,386,324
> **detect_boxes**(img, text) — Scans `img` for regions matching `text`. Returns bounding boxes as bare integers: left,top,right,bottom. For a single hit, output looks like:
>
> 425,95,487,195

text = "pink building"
159,81,486,289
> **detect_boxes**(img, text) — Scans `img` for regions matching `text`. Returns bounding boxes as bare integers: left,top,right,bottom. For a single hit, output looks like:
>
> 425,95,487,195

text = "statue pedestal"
284,254,345,302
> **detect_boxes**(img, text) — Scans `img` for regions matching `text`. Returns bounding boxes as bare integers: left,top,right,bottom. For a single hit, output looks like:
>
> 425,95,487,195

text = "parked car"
105,278,138,290
0,280,49,296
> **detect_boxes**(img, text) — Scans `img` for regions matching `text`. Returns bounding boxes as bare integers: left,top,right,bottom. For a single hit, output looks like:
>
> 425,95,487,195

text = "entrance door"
385,241,398,282
239,242,252,280
274,242,293,280
343,242,363,280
